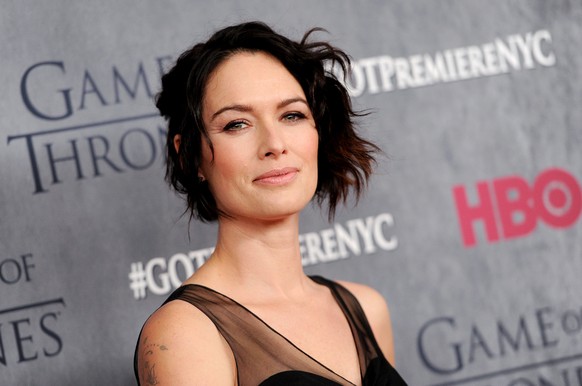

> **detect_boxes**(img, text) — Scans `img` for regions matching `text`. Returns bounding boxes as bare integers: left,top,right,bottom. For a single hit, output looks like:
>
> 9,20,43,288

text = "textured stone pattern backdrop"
1,1,581,385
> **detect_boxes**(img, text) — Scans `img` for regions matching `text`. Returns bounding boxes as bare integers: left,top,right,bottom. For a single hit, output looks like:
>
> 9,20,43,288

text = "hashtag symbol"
129,262,147,300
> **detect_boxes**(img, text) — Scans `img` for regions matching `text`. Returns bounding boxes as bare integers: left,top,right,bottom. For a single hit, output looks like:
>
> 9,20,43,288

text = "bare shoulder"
136,300,236,385
337,280,396,365
337,281,390,317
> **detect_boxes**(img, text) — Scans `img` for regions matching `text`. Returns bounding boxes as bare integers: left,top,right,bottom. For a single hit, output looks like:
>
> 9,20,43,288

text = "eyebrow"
210,97,309,122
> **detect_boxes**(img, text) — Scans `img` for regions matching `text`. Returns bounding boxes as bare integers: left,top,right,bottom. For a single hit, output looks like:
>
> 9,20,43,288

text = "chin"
238,199,312,221
218,186,316,221
255,203,308,220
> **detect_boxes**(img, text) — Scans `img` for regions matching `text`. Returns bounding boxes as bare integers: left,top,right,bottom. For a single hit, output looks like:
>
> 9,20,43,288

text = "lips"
253,167,299,185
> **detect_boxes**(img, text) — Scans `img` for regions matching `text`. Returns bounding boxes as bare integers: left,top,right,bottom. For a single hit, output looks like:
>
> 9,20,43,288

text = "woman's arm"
137,301,236,385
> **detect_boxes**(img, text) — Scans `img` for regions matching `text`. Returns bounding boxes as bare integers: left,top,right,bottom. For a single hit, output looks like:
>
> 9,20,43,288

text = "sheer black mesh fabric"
134,276,407,385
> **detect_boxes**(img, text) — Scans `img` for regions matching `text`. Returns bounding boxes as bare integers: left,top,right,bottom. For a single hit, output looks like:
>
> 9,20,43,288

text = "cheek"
211,157,236,180
295,128,319,188
303,128,319,162
203,142,247,186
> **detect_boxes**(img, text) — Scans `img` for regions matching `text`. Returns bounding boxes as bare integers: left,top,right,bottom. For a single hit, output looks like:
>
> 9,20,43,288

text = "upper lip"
253,167,299,181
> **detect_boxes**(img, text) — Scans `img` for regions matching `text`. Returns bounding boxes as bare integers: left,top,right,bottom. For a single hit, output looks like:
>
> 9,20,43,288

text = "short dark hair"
157,21,378,222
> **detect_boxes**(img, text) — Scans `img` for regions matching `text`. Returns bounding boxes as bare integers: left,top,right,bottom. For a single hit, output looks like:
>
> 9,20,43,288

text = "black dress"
134,275,408,385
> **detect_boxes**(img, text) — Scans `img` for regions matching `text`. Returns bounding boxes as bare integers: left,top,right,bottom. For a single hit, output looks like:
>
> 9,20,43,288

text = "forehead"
203,51,305,110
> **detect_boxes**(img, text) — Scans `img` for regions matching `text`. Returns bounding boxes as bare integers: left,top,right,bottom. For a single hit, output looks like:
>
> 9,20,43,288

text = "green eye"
284,112,306,121
224,120,247,131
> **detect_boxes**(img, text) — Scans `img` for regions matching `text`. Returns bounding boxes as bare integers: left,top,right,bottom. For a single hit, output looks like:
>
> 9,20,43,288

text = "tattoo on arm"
139,337,169,385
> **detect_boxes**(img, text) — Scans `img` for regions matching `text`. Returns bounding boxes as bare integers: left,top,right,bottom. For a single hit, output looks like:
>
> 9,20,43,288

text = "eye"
223,120,249,132
282,112,306,122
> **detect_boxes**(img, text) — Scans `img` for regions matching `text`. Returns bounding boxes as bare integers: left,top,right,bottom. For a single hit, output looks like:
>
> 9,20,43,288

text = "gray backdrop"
2,1,581,385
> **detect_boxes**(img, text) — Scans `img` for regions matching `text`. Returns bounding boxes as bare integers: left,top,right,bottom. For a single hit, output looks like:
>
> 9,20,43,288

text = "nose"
257,123,287,159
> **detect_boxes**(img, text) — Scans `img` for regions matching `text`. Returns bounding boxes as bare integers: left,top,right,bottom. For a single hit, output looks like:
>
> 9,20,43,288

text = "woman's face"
199,51,319,222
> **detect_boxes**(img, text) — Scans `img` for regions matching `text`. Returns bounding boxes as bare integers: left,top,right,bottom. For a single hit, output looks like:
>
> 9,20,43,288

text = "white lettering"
145,257,171,295
303,232,326,264
378,56,395,92
444,50,459,81
374,213,398,250
167,253,193,287
321,228,340,261
466,45,487,77
454,47,470,79
346,63,366,97
482,43,500,75
140,215,399,298
424,52,449,84
513,33,535,69
359,58,381,94
351,216,377,254
496,37,520,72
300,213,399,266
409,54,426,87
394,58,415,89
343,29,555,96
532,29,556,66
335,222,361,258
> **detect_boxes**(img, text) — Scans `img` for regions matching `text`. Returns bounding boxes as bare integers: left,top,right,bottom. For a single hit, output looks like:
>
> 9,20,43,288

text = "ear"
173,134,181,154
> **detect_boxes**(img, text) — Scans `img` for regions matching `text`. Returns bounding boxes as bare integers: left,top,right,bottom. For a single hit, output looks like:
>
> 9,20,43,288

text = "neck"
204,213,311,300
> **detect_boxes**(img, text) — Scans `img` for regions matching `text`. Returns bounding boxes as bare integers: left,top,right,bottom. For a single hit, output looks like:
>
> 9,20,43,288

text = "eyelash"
221,112,307,132
283,112,306,121
223,120,247,131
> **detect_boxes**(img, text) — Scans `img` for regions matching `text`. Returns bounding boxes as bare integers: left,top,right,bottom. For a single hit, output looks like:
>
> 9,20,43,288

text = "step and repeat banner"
1,1,581,385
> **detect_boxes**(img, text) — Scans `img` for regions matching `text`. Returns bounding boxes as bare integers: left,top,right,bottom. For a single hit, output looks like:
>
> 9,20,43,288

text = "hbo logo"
453,167,581,247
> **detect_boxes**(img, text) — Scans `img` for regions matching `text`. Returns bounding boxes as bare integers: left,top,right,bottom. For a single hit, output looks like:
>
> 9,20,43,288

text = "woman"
135,21,407,385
